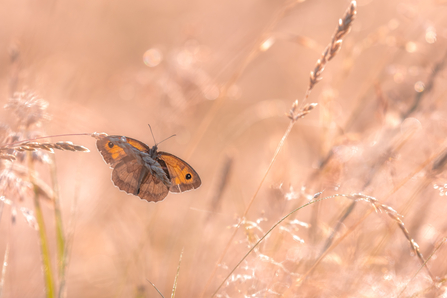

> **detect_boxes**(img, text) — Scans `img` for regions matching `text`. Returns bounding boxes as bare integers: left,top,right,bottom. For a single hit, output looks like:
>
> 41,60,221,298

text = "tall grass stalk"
0,242,9,297
29,156,55,298
171,248,183,298
203,2,356,296
49,156,67,298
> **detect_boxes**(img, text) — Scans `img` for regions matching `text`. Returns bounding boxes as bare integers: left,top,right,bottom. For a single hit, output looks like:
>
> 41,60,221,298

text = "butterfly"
96,133,201,202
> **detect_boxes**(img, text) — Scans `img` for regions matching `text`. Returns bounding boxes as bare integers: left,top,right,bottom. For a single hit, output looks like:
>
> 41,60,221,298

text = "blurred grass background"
2,0,447,297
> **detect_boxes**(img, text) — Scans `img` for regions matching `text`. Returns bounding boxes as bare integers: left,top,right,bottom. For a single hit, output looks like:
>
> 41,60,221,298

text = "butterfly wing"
138,174,170,202
111,158,169,202
157,152,201,193
96,135,151,167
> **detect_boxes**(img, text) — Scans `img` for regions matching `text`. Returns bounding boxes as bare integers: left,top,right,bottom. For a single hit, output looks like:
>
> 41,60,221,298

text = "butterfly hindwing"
138,174,170,202
157,152,201,193
111,158,169,202
111,158,144,195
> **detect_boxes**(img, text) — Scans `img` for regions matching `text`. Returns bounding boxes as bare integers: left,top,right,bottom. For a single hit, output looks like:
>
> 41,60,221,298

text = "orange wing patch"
96,136,128,167
125,137,151,152
158,152,201,193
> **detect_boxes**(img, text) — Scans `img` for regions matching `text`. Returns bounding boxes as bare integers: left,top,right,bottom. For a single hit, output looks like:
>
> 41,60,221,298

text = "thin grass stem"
147,279,164,298
49,155,67,298
395,237,447,298
201,121,296,297
0,243,9,298
29,156,55,298
185,0,300,160
171,248,183,298
211,194,329,297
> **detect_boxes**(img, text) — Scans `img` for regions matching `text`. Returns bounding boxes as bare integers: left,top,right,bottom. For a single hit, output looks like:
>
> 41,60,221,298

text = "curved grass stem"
211,194,330,297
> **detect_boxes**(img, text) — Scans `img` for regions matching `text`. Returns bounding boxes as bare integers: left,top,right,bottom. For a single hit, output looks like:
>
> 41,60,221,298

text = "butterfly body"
96,135,201,202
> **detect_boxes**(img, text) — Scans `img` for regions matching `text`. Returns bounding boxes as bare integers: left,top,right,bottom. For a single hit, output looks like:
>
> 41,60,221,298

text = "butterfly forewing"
96,136,151,166
96,137,126,167
125,137,151,152
157,152,201,193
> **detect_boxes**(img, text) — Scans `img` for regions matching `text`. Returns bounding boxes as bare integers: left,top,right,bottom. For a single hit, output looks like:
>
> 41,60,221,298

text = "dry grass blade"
403,49,447,118
146,279,164,298
207,155,233,219
171,248,183,298
431,147,447,175
319,200,356,256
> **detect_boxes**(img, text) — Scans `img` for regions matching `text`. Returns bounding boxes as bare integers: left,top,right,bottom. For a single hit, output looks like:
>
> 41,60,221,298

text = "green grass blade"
49,156,68,298
29,158,55,298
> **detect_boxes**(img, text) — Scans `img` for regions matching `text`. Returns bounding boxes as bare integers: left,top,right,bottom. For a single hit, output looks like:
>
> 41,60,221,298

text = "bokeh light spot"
405,41,417,53
414,81,425,92
425,27,437,44
260,37,275,51
143,48,163,67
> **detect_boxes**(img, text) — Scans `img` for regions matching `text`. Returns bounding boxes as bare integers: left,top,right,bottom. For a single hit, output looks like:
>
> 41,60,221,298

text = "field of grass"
1,0,447,297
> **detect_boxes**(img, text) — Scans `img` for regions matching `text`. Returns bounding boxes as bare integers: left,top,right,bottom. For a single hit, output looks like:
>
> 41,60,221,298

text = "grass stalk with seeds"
205,2,357,296
396,237,447,297
293,146,447,295
1,91,90,297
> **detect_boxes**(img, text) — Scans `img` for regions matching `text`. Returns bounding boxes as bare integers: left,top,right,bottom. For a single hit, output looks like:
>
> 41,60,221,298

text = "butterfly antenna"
148,124,176,146
157,134,176,146
148,124,157,145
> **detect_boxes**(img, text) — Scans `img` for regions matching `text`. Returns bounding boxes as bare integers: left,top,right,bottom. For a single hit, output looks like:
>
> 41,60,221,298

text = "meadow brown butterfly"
96,131,201,202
